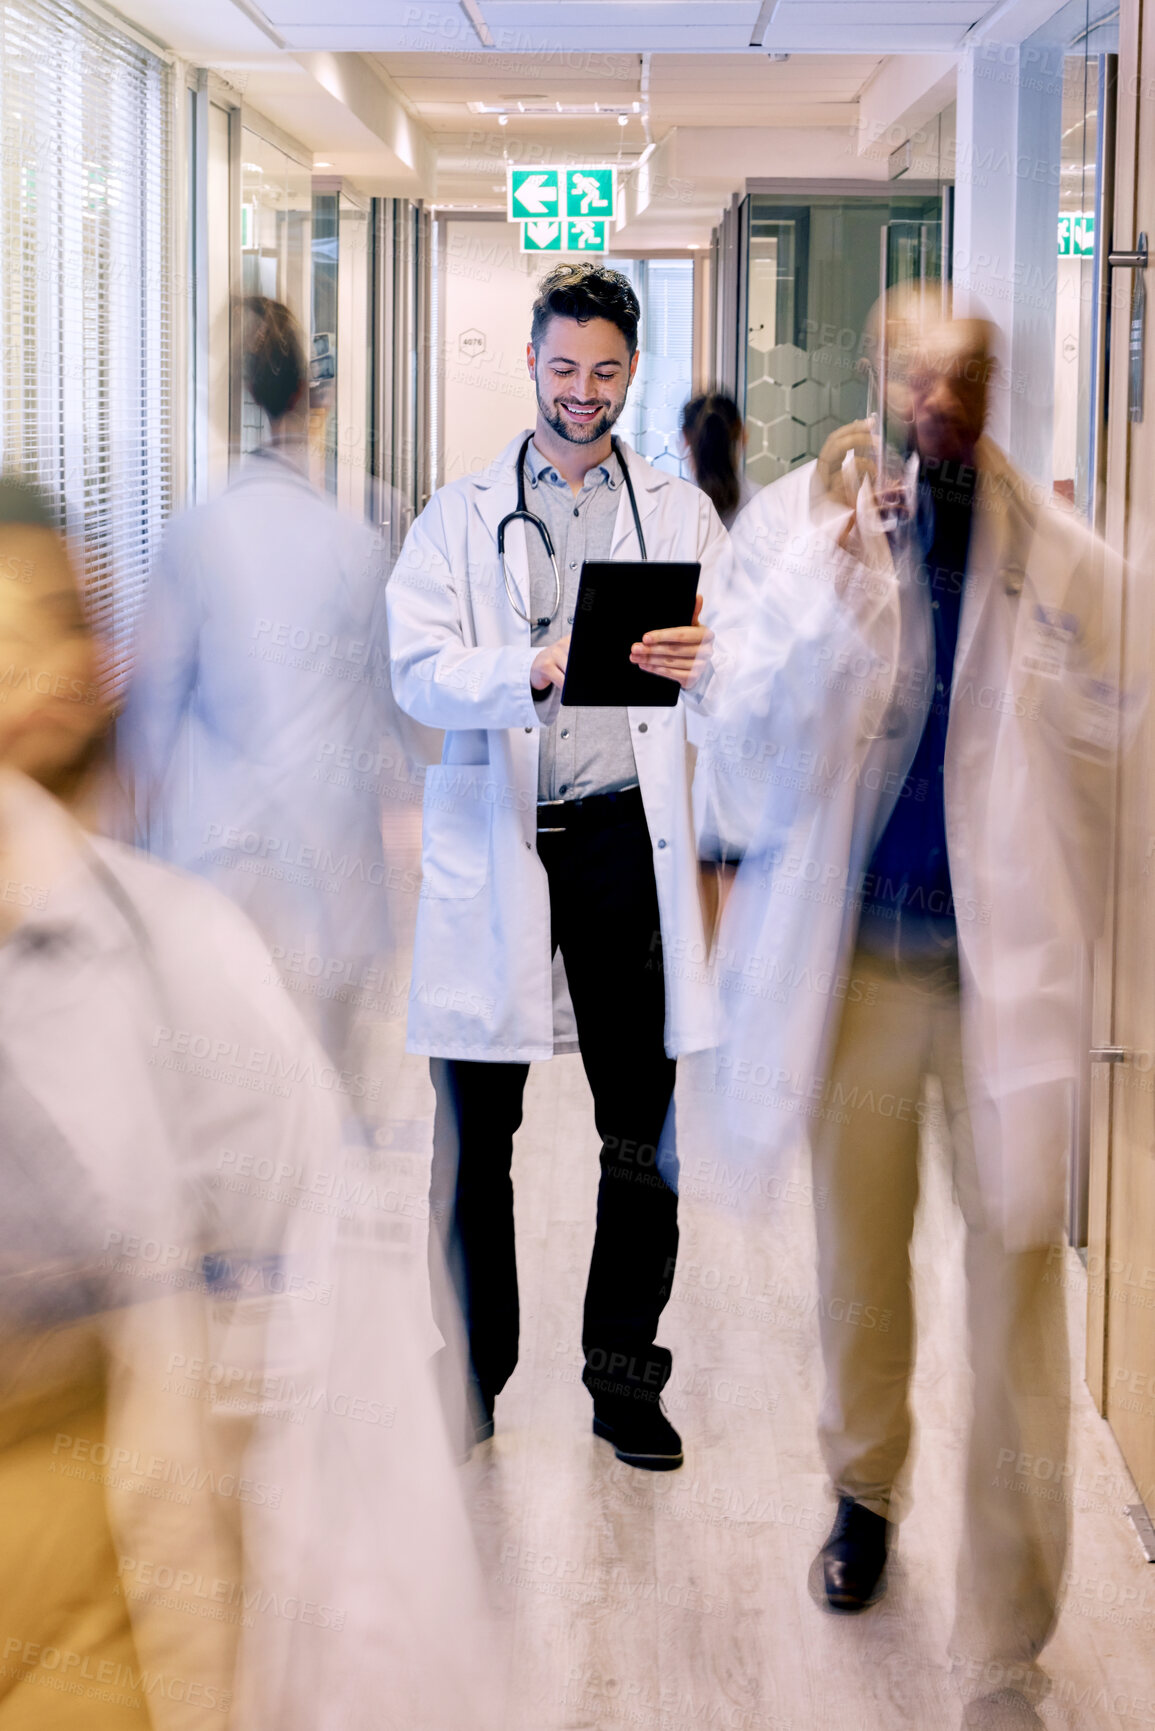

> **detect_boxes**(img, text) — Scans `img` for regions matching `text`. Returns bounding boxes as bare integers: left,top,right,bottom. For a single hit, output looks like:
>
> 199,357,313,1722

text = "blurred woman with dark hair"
122,297,436,1090
680,391,759,529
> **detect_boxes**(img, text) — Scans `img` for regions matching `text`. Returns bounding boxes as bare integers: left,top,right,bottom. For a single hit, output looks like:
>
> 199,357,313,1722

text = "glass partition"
1042,0,1120,520
239,128,311,455
615,258,695,478
743,192,944,488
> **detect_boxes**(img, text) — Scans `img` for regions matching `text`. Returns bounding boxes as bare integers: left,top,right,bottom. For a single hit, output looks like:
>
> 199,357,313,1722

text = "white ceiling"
378,48,883,141
108,0,1001,235
765,0,995,52
250,0,999,53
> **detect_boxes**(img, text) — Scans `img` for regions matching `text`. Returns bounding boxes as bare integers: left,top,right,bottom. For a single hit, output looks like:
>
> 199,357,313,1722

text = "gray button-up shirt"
527,440,639,803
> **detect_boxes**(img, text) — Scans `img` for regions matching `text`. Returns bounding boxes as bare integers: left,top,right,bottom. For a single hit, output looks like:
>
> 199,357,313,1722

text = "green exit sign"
1058,212,1095,257
508,165,617,222
520,218,608,254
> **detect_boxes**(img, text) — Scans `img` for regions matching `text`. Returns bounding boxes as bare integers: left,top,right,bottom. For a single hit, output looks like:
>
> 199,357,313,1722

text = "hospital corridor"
0,1,1154,1728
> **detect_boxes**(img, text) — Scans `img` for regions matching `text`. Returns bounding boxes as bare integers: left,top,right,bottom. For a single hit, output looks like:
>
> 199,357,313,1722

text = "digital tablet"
559,560,701,708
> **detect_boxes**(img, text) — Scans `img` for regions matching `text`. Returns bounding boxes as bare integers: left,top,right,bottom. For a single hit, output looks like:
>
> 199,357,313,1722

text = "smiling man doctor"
388,264,734,1470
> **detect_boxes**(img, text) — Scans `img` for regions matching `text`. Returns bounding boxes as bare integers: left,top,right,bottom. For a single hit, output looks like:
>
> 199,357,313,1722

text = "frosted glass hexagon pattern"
790,378,825,427
747,451,790,486
765,344,808,388
806,346,857,388
835,377,869,423
765,416,809,464
746,378,789,424
745,338,876,481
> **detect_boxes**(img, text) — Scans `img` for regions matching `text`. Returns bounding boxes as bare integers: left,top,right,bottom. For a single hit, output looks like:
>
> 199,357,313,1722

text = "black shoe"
468,1412,495,1452
593,1398,683,1471
432,1351,494,1464
819,1495,890,1611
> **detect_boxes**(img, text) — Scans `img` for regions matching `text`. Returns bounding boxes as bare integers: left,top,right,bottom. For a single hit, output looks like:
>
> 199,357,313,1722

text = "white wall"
440,219,540,485
953,38,1064,482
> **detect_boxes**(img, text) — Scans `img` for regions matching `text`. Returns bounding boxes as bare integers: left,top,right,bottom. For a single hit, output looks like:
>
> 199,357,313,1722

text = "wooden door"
1087,0,1155,1536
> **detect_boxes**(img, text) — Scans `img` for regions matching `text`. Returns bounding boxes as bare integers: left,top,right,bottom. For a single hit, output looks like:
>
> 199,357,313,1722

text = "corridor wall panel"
0,0,173,694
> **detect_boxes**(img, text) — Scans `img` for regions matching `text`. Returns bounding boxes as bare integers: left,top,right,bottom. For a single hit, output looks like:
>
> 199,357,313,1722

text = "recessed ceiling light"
315,160,333,168
498,114,508,126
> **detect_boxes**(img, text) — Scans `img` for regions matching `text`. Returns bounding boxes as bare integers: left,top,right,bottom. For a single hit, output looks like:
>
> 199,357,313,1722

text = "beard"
536,384,626,446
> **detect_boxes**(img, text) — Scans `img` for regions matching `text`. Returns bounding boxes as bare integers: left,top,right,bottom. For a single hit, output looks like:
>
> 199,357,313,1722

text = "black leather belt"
537,784,644,834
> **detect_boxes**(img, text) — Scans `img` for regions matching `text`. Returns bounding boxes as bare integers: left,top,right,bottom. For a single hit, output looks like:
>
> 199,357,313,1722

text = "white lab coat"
0,773,500,1731
387,431,738,1063
122,447,436,1056
709,440,1123,1249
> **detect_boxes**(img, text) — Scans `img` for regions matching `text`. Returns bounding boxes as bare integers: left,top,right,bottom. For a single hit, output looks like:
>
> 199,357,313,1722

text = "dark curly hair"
530,264,640,358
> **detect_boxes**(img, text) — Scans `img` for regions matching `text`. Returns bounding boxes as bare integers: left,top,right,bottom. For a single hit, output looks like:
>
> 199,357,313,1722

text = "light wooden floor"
371,1038,1155,1731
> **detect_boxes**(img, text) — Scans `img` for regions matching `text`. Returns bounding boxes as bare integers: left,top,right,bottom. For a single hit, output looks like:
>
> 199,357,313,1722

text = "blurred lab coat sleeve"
693,475,900,859
366,534,442,767
1029,504,1133,941
680,493,744,730
120,520,203,837
387,494,545,734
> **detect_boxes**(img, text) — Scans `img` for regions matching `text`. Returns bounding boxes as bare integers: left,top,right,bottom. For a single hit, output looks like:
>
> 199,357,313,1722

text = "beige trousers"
810,949,1070,1675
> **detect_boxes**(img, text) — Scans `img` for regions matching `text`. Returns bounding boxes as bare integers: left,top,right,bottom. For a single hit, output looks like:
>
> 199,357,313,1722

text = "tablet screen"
559,561,701,708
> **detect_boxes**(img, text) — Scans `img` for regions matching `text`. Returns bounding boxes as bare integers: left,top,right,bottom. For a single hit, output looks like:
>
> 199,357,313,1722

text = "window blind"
0,0,172,698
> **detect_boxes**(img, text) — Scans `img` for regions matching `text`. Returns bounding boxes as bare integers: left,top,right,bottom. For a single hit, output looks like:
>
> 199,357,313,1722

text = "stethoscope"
497,434,649,629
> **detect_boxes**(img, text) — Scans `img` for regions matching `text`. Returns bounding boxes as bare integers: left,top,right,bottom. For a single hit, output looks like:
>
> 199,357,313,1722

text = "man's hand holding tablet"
630,593,712,690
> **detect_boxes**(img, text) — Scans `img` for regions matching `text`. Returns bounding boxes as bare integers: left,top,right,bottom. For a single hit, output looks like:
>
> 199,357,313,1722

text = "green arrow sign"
508,165,616,222
509,168,562,220
520,218,563,252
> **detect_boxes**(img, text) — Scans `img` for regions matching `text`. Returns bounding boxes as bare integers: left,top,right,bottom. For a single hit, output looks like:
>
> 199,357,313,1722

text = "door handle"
1090,1045,1127,1062
1109,233,1147,423
1108,234,1148,269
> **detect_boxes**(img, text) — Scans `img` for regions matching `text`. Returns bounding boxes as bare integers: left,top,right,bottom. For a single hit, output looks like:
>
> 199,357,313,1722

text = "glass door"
742,191,946,489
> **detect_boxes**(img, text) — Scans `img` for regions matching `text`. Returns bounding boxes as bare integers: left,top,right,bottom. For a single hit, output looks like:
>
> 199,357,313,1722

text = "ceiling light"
498,114,508,126
314,160,333,168
618,114,628,126
468,99,642,119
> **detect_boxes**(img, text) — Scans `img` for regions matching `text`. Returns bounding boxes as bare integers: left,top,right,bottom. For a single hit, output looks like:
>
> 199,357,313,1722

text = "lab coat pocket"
419,764,493,899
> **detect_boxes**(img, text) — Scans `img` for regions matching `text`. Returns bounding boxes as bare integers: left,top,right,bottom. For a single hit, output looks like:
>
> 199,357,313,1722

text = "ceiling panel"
765,0,992,49
480,0,758,21
377,44,892,144
263,0,1001,52
262,0,435,16
651,52,881,88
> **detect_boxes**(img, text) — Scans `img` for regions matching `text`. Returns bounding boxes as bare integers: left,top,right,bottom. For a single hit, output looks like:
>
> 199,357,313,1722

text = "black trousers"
429,792,679,1413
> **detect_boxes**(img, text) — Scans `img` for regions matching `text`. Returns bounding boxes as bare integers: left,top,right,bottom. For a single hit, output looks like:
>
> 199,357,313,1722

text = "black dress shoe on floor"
819,1495,890,1611
593,1399,683,1471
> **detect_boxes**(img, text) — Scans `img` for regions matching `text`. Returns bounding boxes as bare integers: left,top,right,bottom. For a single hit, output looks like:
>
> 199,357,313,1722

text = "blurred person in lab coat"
705,297,1124,1728
122,298,436,1082
0,476,501,1731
